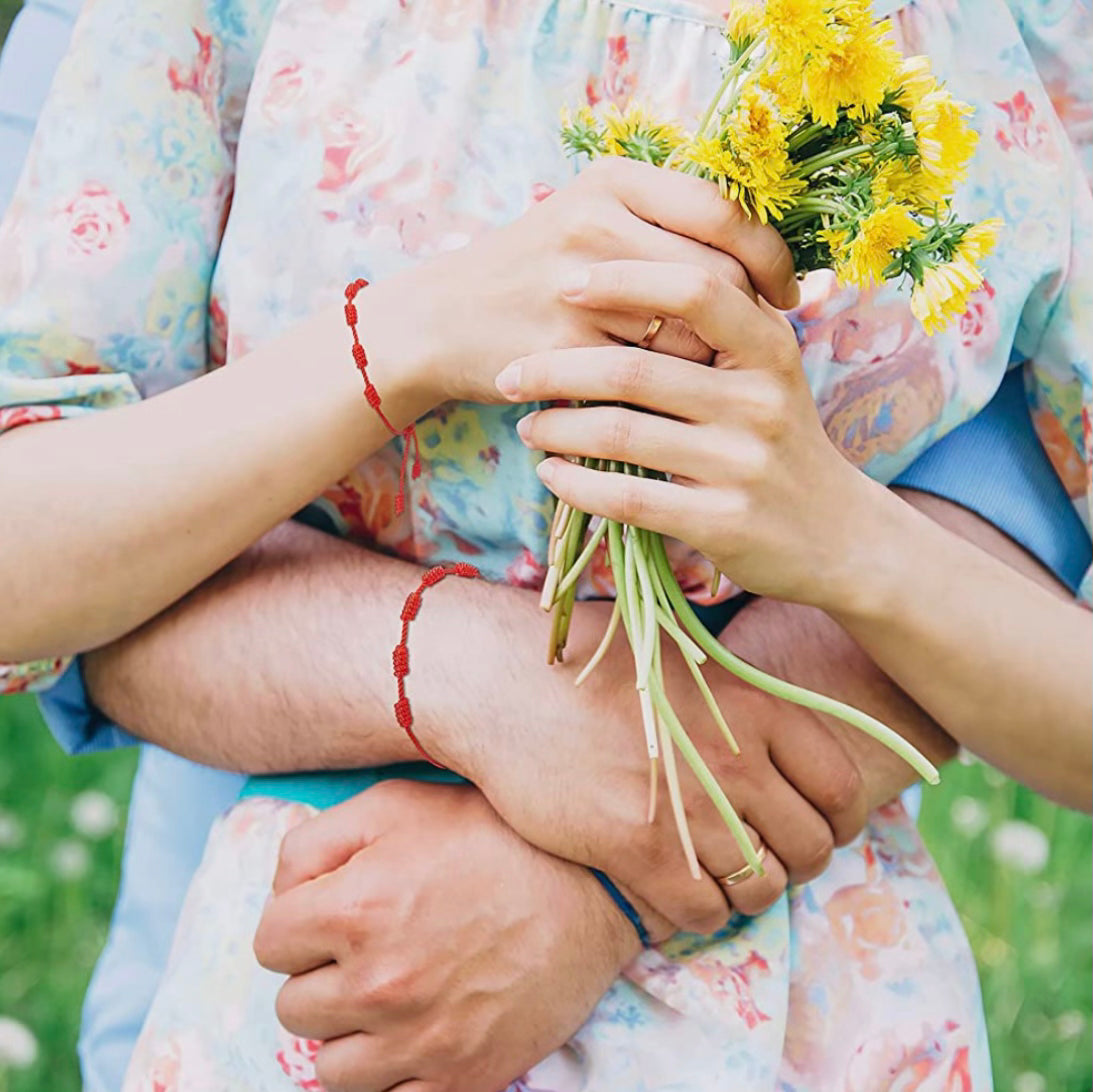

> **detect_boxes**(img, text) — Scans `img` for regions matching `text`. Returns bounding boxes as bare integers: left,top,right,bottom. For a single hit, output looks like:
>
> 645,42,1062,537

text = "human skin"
251,490,1072,1092
508,257,1092,810
0,159,795,663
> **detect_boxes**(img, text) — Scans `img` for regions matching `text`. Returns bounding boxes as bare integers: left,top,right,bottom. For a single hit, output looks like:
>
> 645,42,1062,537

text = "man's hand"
253,781,655,1092
457,602,870,934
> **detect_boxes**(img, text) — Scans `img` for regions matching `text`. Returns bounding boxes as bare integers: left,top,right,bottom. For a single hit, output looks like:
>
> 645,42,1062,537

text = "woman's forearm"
0,291,435,661
829,481,1092,811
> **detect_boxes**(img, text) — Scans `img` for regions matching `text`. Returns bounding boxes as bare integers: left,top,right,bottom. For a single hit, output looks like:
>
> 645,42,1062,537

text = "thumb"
271,789,387,895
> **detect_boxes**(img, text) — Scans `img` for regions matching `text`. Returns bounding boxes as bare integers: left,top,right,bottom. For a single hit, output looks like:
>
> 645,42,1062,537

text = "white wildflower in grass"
1056,1011,1085,1040
69,789,120,840
0,1016,39,1069
0,808,24,850
989,819,1050,875
49,838,91,881
1013,1072,1047,1092
949,794,989,838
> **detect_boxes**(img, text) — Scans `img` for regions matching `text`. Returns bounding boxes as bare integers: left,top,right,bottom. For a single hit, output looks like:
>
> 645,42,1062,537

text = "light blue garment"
3,3,1087,1087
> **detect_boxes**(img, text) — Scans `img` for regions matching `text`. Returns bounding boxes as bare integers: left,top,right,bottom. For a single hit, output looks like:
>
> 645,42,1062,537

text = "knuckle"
789,829,835,883
314,1049,351,1092
273,981,304,1034
815,762,865,821
605,408,634,456
683,268,717,315
274,826,306,882
681,894,731,936
607,351,651,402
618,479,648,525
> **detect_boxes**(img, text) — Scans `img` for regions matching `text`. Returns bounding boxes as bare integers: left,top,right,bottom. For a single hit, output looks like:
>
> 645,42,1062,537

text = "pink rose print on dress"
0,404,63,432
275,1030,323,1091
586,37,635,108
57,183,130,261
505,547,547,590
994,90,1061,164
825,844,908,980
318,103,392,192
689,950,773,1030
846,1023,970,1092
168,28,221,123
262,58,313,123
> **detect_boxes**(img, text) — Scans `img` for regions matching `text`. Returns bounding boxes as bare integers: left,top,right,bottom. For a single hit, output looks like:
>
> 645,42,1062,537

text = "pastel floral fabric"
0,0,1089,694
0,0,1088,1087
123,796,989,1092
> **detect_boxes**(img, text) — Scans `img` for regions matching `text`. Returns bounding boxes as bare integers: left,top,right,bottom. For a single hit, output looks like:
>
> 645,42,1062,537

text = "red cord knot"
400,590,423,621
392,643,410,678
420,565,448,588
452,562,480,579
394,697,413,729
343,277,420,516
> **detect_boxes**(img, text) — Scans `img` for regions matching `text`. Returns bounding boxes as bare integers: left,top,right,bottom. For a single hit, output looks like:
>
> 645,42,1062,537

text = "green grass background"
0,2,1089,1089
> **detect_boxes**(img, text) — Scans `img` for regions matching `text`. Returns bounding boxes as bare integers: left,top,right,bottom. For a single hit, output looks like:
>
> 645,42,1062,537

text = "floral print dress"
0,0,1089,1089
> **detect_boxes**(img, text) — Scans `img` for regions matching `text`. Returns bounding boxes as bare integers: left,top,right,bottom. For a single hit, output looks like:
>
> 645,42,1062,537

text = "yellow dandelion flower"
954,217,1002,265
911,88,978,183
870,159,949,210
726,2,763,47
838,203,923,287
893,55,938,114
911,255,983,334
601,104,686,164
684,89,804,221
802,21,902,126
761,0,837,69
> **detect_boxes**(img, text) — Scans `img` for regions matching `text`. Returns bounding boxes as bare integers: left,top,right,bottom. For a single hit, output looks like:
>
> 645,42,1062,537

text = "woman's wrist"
807,471,925,624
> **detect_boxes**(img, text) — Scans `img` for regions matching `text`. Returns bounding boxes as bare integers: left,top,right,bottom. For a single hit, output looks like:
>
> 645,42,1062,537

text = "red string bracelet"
393,562,482,767
344,278,422,516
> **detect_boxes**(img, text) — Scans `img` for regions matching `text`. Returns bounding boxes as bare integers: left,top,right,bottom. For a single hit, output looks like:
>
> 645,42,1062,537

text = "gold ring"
637,314,664,350
716,844,767,888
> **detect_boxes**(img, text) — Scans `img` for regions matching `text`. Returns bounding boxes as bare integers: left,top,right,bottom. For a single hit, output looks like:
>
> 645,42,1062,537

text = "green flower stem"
695,36,762,140
632,531,660,691
786,119,828,153
649,535,940,784
649,663,762,876
679,644,741,756
609,519,660,761
653,603,708,666
574,595,622,687
792,142,871,177
555,517,609,598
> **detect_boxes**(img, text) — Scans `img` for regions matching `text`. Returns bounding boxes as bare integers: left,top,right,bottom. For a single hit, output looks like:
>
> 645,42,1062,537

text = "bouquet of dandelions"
551,0,1001,878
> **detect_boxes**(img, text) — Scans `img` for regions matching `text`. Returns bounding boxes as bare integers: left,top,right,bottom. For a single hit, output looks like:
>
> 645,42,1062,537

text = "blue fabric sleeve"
35,658,136,754
892,368,1092,593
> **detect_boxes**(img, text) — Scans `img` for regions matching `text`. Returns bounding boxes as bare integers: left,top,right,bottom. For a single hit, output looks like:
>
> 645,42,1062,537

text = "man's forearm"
83,520,618,774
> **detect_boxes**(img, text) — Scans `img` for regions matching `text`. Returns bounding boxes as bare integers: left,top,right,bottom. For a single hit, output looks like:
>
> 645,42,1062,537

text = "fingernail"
536,458,555,484
560,267,590,298
516,412,537,444
495,363,522,398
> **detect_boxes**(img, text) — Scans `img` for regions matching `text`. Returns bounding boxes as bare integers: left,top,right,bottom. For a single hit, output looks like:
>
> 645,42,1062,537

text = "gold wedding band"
637,314,664,350
717,844,768,888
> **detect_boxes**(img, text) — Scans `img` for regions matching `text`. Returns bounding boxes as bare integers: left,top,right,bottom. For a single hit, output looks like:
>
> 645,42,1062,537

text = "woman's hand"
363,159,799,408
254,781,657,1092
493,258,884,612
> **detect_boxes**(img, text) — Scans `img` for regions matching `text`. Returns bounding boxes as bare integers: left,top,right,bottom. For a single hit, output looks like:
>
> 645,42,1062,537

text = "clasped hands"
254,159,899,1092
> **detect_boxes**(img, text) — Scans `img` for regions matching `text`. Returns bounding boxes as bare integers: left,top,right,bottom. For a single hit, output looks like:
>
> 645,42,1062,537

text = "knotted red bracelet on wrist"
345,279,482,768
344,278,422,517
